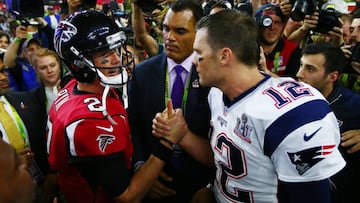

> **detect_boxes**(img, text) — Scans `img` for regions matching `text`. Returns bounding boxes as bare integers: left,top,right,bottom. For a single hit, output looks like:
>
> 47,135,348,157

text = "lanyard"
165,66,191,112
273,51,280,74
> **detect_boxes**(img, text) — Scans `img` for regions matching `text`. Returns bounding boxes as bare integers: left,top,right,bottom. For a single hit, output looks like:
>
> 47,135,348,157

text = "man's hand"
340,44,352,59
350,61,360,74
279,0,292,17
341,129,360,153
147,170,176,199
18,148,34,168
191,187,216,203
301,13,319,31
152,99,175,138
327,25,344,46
15,25,28,40
152,99,189,144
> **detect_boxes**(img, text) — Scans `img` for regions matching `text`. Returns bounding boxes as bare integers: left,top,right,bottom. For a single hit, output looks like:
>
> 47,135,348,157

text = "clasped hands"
152,99,189,146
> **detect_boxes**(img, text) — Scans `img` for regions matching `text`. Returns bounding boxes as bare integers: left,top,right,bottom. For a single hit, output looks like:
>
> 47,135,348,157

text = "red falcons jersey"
47,79,133,203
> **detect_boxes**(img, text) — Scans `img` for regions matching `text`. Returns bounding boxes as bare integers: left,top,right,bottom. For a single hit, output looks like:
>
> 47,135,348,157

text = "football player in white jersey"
152,10,346,203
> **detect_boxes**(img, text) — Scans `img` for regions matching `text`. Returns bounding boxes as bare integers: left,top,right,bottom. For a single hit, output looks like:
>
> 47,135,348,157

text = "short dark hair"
302,42,345,74
196,9,260,66
170,0,204,23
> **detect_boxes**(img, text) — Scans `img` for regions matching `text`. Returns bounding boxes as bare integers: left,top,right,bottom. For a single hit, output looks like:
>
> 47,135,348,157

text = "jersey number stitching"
215,133,254,203
263,81,313,109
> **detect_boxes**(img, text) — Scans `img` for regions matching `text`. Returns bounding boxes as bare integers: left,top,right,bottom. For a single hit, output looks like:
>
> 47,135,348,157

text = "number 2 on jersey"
216,133,253,203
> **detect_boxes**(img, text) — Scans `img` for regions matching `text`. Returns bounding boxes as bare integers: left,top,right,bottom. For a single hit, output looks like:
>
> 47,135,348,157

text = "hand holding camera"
15,25,28,40
279,0,293,17
289,0,341,34
300,12,319,32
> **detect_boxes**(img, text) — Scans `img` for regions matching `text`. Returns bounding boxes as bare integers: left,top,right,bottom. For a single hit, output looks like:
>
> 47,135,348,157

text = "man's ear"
328,71,339,83
220,47,231,65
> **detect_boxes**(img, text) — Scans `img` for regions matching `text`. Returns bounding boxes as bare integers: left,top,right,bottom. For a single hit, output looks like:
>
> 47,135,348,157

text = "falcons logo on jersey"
96,134,116,152
287,145,336,175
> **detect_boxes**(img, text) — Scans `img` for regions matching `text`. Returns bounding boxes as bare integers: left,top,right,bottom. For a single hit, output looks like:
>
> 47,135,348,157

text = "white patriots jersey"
209,76,345,203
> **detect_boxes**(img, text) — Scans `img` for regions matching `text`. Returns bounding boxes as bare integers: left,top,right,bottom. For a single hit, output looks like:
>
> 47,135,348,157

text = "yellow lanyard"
273,51,280,74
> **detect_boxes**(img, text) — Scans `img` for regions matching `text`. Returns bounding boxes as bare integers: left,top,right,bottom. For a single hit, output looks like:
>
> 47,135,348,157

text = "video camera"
12,10,41,27
290,0,341,34
235,0,253,16
312,5,341,34
290,0,318,21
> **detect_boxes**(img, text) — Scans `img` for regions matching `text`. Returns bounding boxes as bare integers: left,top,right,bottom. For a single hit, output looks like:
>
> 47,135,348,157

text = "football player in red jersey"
48,10,180,203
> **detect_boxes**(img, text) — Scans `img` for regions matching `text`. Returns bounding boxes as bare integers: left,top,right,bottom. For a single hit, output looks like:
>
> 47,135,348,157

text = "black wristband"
152,139,173,162
159,137,176,150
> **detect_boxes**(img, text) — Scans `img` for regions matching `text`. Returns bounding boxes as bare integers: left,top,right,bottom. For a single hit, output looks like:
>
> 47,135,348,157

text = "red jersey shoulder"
66,116,132,157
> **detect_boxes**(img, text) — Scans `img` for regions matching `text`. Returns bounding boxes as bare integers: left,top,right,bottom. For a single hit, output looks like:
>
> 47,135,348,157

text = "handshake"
152,99,189,149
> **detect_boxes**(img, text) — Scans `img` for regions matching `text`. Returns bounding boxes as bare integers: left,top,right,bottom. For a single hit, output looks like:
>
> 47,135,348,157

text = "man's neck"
221,65,265,101
77,82,104,94
323,84,334,99
260,37,281,55
262,43,277,55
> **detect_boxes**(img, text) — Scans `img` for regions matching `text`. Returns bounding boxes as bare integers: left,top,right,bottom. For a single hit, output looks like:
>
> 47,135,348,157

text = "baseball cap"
47,5,55,10
255,4,285,21
21,38,41,51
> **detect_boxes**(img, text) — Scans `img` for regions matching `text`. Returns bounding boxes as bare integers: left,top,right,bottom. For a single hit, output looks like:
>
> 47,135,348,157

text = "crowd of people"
0,0,359,203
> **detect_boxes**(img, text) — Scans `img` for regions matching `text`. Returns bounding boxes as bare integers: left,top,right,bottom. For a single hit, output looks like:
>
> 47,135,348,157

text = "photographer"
285,2,345,47
3,24,42,91
131,0,167,58
285,12,319,46
3,14,56,92
256,3,301,78
337,8,360,93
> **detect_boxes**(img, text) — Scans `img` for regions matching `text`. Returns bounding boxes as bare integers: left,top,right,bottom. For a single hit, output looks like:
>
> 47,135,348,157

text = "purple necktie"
171,65,185,109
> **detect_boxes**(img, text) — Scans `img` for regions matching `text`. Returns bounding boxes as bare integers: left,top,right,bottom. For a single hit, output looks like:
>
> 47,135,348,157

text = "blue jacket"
328,82,360,133
328,82,360,203
128,53,213,203
8,58,40,91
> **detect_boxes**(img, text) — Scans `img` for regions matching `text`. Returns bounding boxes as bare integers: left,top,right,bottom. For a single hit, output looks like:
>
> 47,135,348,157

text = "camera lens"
290,0,309,21
262,16,273,27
